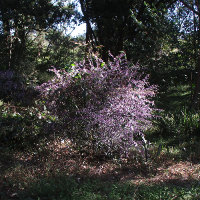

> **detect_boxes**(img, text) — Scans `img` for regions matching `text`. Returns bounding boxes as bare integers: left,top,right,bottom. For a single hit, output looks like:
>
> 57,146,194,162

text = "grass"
18,176,200,200
1,138,200,200
2,170,200,200
149,82,200,159
156,84,192,112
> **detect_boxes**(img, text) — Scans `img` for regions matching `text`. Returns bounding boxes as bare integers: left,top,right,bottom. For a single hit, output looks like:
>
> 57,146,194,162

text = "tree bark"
79,0,98,55
192,0,200,108
1,7,11,68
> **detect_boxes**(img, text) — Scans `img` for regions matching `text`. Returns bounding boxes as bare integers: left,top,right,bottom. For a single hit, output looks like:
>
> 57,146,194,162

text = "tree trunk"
1,9,11,68
79,0,98,58
192,0,200,108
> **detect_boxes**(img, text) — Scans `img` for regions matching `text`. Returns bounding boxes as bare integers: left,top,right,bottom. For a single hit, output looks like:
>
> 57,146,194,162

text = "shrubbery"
0,70,25,101
37,53,157,157
0,103,44,148
0,70,51,149
0,69,38,105
156,108,200,148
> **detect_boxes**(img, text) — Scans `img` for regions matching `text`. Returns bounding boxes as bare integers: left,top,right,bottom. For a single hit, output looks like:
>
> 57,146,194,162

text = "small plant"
154,108,200,153
37,52,157,157
0,101,54,149
158,108,200,137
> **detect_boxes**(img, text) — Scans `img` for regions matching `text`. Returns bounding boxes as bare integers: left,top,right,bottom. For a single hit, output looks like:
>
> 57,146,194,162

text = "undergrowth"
11,176,200,200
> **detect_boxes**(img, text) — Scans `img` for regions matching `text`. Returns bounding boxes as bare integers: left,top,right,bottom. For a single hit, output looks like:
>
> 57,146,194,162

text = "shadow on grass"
1,146,200,200
155,83,192,112
13,175,200,200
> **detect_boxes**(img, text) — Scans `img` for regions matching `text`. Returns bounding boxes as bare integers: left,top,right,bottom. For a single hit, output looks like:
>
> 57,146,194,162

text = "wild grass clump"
150,108,200,156
158,108,200,138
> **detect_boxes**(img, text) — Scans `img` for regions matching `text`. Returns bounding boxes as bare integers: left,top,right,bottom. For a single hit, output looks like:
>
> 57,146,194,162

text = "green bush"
0,101,53,149
154,108,200,149
159,108,200,136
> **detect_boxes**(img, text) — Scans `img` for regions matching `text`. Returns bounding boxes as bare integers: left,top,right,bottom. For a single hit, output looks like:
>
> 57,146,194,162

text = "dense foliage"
37,53,157,157
0,0,200,157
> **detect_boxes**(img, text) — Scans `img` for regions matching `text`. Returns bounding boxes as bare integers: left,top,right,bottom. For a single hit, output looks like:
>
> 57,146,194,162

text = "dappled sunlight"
1,0,200,199
1,138,200,199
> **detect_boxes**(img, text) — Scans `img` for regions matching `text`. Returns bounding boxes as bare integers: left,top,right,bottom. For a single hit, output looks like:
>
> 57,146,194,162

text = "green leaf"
101,62,105,67
74,73,82,79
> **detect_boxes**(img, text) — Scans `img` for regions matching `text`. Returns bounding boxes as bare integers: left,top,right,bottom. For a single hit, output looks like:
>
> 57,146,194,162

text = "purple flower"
37,53,158,157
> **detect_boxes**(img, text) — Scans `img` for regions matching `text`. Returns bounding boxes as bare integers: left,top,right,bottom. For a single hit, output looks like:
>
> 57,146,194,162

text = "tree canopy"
0,0,77,69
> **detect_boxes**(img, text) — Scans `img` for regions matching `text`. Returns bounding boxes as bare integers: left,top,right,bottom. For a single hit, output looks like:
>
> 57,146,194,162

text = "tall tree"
169,0,200,107
180,0,200,107
79,0,177,61
0,0,75,69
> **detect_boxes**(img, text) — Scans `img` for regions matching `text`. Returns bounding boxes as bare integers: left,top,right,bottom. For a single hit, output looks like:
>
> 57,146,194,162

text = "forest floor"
1,138,200,200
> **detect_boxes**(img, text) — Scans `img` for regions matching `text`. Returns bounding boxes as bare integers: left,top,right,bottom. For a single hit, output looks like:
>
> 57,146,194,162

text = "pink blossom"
37,53,157,157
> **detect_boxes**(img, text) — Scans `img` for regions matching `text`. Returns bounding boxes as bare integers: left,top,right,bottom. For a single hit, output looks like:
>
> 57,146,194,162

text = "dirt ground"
1,139,200,199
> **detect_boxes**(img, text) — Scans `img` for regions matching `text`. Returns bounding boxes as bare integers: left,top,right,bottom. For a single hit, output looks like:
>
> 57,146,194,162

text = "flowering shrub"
0,70,39,105
37,53,157,157
0,70,25,101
